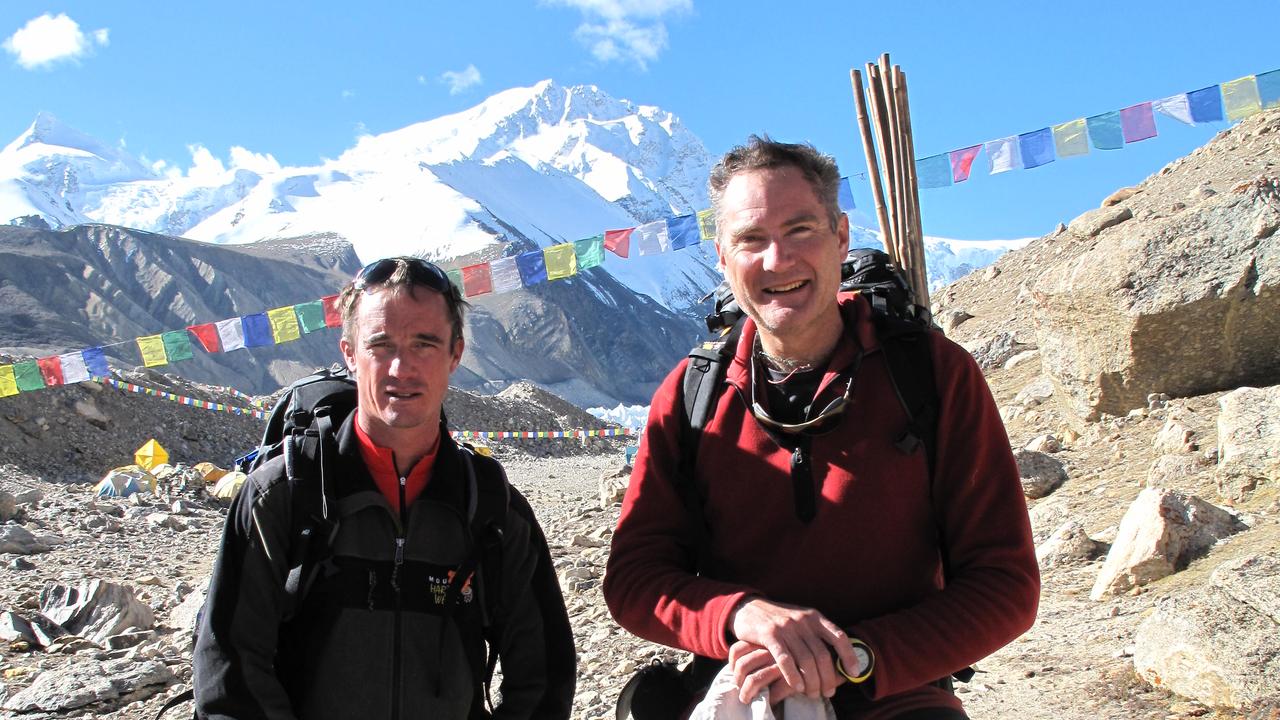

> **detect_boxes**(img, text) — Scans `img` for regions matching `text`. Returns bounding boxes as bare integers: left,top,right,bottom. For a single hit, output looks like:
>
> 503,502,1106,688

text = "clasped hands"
727,597,860,705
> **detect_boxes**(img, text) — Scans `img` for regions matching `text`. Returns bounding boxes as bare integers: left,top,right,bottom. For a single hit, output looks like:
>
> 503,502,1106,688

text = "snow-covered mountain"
1,81,1024,314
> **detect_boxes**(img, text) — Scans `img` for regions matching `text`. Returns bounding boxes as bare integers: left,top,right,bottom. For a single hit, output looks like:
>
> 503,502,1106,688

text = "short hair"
708,134,843,233
337,257,469,347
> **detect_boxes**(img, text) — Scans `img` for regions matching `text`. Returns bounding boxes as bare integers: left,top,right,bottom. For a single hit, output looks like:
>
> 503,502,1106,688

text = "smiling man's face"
340,285,462,451
715,165,850,358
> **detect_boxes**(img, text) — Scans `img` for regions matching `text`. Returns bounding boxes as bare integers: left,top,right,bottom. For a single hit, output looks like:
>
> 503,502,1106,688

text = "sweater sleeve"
193,461,300,720
491,486,577,720
850,335,1041,699
603,361,757,660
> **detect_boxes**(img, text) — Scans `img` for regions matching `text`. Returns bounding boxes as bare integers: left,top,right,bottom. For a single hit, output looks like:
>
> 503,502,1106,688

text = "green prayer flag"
294,300,327,333
574,235,605,270
13,360,45,392
162,330,194,362
446,268,464,292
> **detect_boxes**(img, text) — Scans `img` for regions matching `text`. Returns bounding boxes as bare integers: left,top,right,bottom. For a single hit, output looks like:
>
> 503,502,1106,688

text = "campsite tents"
94,465,157,498
193,462,228,484
134,439,169,471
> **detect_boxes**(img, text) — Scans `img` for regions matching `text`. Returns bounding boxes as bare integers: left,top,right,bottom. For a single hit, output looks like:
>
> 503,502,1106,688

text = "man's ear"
449,336,465,373
837,213,851,256
340,337,356,375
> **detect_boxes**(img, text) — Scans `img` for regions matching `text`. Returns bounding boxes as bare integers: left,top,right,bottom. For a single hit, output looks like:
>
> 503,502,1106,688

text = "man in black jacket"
194,257,575,719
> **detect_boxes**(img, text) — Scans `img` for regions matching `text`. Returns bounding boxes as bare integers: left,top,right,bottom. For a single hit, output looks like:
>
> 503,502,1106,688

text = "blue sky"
1,1,1275,240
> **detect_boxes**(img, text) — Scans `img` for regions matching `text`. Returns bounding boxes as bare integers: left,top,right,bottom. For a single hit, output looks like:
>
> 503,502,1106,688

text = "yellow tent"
134,439,169,471
193,461,228,484
212,472,247,501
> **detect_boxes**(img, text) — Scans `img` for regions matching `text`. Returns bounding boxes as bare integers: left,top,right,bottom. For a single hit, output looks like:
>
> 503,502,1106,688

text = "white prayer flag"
216,318,246,352
60,352,90,384
489,256,522,294
1153,94,1194,125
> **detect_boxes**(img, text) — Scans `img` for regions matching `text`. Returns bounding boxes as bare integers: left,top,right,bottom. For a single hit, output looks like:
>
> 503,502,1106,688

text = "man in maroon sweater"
603,137,1039,719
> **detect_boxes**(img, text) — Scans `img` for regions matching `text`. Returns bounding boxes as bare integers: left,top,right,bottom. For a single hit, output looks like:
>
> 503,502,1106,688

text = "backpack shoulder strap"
871,313,939,479
280,410,341,621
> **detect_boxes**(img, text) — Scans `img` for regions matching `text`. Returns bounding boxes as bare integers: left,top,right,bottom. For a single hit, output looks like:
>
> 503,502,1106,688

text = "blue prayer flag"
837,177,856,210
516,250,548,286
1188,86,1224,123
1018,128,1056,169
242,313,275,347
1086,112,1124,150
915,154,953,189
1257,70,1280,109
82,347,110,377
666,214,701,251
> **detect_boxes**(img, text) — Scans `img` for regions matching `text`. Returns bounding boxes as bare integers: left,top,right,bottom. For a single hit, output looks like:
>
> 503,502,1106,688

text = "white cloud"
545,0,690,68
3,13,109,70
228,147,281,175
439,64,482,95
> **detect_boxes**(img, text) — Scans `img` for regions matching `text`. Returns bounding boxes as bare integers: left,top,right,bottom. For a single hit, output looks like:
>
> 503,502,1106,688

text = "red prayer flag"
604,228,634,258
1120,102,1157,143
37,356,64,386
321,294,342,328
948,145,983,183
461,263,493,297
187,323,221,352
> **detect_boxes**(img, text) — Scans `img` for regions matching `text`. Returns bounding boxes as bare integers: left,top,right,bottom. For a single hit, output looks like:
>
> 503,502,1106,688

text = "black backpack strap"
873,316,939,479
677,316,745,570
153,687,194,720
281,410,341,621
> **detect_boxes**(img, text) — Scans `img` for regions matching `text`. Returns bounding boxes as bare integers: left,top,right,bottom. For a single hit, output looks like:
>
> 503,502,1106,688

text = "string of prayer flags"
604,228,633,258
1018,128,1055,169
216,317,246,352
321,295,342,328
574,235,605,270
915,154,953,189
490,256,522,293
60,351,90,384
37,356,63,387
1188,86,1224,122
462,263,493,296
83,347,109,377
696,209,717,240
0,365,17,397
1120,102,1157,143
516,250,547,286
1222,76,1262,121
1153,94,1193,125
1086,112,1124,150
137,335,168,367
162,330,194,362
188,323,220,352
667,214,700,251
267,307,301,344
949,145,982,183
544,243,578,280
1259,70,1280,109
293,301,328,334
986,136,1022,174
241,313,274,348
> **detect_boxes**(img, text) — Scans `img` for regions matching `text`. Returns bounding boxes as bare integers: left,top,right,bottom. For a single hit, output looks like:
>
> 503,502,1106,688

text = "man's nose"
761,237,793,270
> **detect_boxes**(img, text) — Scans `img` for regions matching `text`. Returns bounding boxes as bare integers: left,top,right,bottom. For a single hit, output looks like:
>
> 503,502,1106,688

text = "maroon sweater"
603,294,1039,709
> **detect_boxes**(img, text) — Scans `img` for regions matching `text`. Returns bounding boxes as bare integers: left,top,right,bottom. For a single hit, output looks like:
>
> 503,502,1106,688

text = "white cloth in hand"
687,663,836,720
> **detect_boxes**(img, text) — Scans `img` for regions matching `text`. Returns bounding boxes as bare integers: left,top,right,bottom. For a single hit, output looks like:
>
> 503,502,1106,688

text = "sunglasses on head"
353,257,453,294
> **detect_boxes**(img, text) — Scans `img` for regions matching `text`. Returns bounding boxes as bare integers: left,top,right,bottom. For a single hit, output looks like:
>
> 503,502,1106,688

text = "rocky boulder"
1,658,174,713
1014,449,1068,499
1134,553,1280,709
1090,488,1246,600
39,579,155,645
1031,118,1280,421
1035,520,1105,569
1215,385,1280,500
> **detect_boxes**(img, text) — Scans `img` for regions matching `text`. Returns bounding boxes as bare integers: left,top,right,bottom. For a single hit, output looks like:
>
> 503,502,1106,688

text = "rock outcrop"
1215,385,1280,499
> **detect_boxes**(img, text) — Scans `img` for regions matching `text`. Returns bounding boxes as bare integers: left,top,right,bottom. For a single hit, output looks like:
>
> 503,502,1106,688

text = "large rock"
1090,488,1246,600
0,490,16,521
39,579,155,644
1035,520,1105,569
1215,385,1280,500
1134,553,1280,709
1,658,174,713
1014,449,1068,499
1032,172,1280,421
0,523,51,554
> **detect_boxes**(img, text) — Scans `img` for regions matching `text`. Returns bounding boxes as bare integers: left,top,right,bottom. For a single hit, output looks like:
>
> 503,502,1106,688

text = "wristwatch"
835,638,875,684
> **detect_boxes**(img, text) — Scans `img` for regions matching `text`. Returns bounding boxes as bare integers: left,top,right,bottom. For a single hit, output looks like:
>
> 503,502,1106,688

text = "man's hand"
728,598,858,701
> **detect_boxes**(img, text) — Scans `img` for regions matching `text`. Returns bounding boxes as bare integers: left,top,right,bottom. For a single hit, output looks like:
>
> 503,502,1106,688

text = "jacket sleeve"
851,335,1041,699
193,461,299,720
491,486,577,720
602,361,758,660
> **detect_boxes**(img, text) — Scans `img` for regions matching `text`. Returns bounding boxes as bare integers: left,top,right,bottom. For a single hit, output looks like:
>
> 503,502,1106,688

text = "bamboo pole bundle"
848,53,931,315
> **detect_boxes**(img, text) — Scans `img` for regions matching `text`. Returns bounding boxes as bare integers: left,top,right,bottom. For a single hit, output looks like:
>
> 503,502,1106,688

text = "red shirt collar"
353,409,437,512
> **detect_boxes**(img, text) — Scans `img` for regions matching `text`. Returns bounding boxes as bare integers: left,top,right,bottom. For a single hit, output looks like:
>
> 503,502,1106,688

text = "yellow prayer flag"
268,306,302,343
544,243,578,281
137,334,169,367
697,209,717,240
1222,76,1262,122
0,365,17,397
1052,118,1089,158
